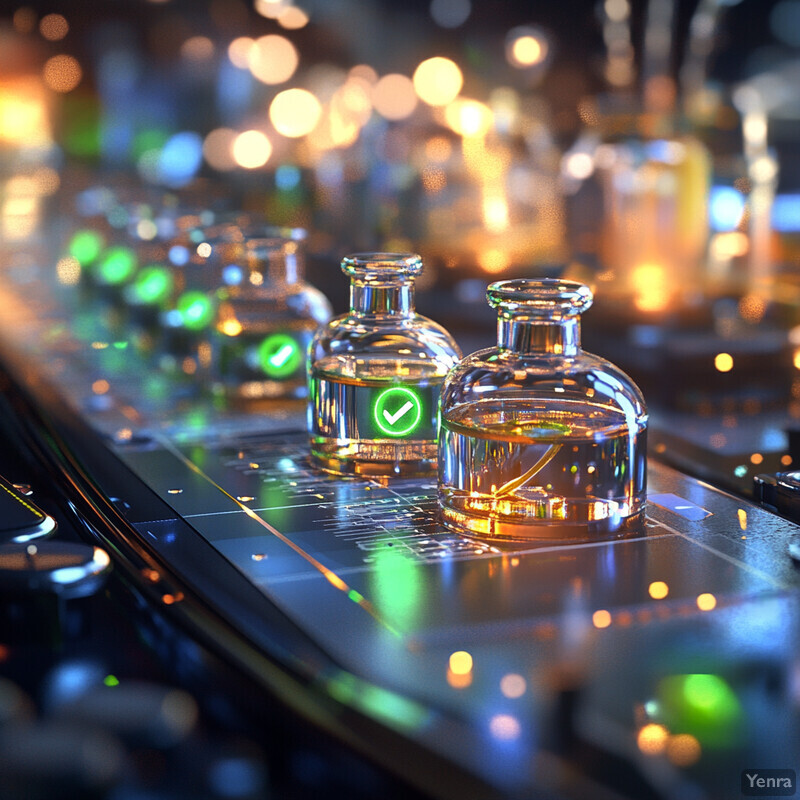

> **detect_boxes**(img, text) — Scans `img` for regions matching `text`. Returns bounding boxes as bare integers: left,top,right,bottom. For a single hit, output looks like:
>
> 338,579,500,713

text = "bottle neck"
498,316,581,356
246,244,300,285
351,280,414,316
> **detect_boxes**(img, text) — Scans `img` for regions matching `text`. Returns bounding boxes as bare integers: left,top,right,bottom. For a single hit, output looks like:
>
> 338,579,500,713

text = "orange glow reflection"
637,723,669,755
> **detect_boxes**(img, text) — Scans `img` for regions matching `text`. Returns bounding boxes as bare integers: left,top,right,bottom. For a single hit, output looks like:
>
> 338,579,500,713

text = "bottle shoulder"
441,347,647,416
312,312,461,354
310,313,462,379
220,280,332,324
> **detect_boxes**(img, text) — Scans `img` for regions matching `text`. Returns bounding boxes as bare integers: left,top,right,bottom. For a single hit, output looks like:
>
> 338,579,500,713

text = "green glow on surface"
68,229,104,266
103,674,120,687
113,341,129,349
326,672,429,732
373,386,423,438
130,265,173,305
257,333,302,378
97,246,137,285
176,291,215,331
658,673,743,747
369,546,422,630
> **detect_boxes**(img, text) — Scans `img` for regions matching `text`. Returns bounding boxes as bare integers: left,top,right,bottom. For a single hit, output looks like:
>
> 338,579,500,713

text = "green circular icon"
175,291,215,331
373,386,423,437
258,334,302,378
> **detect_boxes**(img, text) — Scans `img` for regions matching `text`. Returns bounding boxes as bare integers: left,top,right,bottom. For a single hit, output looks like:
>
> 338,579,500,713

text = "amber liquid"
438,399,647,541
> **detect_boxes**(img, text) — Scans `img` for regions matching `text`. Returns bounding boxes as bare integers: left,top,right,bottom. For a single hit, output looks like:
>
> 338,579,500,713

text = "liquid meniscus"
438,399,647,541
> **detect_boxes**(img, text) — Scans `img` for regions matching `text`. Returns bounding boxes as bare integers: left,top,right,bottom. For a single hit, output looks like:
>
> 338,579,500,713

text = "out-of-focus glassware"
438,278,648,541
215,229,332,402
308,252,461,478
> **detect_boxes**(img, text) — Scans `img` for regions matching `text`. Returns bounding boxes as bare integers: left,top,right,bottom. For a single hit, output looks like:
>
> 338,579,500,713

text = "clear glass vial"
438,278,647,541
215,232,332,401
308,253,461,477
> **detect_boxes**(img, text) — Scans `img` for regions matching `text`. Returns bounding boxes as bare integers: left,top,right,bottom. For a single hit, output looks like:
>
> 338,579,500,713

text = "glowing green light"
373,386,423,438
175,291,215,331
113,341,129,349
97,246,137,285
347,589,364,604
130,265,173,305
103,674,120,687
257,333,302,378
68,229,104,266
658,673,743,747
734,465,748,478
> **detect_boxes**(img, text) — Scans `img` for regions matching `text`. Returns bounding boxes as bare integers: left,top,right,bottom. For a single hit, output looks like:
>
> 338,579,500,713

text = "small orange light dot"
714,352,734,372
592,609,612,628
648,581,669,600
449,650,473,675
637,723,669,755
696,593,717,611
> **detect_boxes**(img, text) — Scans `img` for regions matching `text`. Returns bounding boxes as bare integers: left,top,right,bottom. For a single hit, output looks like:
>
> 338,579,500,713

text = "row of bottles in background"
61,195,331,403
60,195,647,544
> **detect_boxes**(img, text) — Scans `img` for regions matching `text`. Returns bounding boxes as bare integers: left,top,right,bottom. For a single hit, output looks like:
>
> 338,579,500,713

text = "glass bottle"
215,231,332,402
308,253,461,478
438,278,647,541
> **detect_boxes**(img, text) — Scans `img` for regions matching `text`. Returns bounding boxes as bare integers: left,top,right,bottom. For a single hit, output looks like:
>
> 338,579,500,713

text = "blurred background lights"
39,13,69,41
637,723,669,755
489,713,521,741
232,130,272,168
254,0,290,20
43,55,82,93
430,0,471,28
247,35,298,85
372,74,417,121
203,128,239,171
592,609,612,628
709,186,745,231
413,57,463,107
604,0,631,22
269,88,322,138
769,0,800,47
696,593,717,611
12,7,36,33
277,6,309,29
158,132,203,187
448,650,473,675
506,26,549,68
666,733,702,766
444,98,493,137
181,36,215,62
714,352,734,372
648,581,669,600
227,37,254,69
499,673,527,698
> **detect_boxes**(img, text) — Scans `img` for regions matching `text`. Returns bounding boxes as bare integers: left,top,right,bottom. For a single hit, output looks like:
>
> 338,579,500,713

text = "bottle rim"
487,278,593,316
341,252,423,280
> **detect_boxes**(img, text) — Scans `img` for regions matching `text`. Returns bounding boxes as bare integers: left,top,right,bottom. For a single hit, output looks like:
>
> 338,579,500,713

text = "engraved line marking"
153,435,401,636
